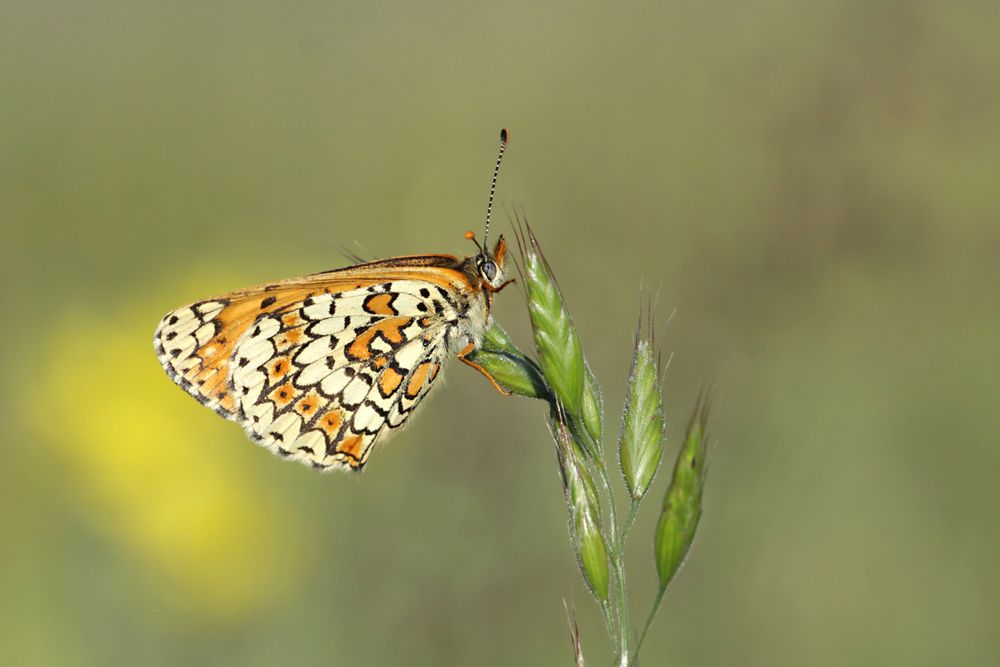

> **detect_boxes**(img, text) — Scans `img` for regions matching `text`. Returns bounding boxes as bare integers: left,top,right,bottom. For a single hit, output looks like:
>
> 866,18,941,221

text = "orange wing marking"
318,410,343,438
346,317,412,361
363,293,397,316
379,367,405,397
336,434,365,461
269,382,299,408
406,361,433,398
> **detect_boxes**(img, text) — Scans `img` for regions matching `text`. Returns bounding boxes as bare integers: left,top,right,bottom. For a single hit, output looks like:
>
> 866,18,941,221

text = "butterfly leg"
457,342,512,396
483,278,516,294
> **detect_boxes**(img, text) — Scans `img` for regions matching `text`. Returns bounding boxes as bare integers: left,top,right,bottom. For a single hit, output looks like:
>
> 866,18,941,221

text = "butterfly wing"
154,257,477,471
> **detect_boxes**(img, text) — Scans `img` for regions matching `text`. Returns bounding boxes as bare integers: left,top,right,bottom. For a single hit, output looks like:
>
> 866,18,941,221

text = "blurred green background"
3,0,998,664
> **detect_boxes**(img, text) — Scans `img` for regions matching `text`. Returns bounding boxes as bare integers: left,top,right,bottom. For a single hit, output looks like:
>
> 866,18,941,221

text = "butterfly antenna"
464,230,483,253
482,128,509,251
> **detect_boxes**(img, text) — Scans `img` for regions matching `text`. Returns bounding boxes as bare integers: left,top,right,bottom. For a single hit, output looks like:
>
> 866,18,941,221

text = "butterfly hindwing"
154,264,472,471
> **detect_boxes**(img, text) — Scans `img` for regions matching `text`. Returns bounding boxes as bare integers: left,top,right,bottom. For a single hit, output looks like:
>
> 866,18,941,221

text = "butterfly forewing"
154,259,479,471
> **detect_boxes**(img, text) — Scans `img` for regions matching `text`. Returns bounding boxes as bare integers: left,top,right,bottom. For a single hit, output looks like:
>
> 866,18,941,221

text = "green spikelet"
654,392,711,588
551,411,610,602
618,317,666,501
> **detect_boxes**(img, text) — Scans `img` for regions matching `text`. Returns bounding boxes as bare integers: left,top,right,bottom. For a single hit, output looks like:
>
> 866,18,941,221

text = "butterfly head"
472,234,507,289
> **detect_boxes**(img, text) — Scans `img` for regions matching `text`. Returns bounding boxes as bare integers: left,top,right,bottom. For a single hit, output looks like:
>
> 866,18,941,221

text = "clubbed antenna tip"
483,128,510,250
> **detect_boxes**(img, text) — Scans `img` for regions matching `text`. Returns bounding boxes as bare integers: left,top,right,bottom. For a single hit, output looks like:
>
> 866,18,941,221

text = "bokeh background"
3,1,998,665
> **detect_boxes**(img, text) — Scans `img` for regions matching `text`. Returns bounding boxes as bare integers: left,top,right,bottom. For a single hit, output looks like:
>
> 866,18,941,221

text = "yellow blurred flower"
26,275,313,621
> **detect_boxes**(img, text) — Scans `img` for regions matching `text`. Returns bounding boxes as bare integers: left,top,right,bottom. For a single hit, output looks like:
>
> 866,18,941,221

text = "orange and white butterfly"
154,130,513,472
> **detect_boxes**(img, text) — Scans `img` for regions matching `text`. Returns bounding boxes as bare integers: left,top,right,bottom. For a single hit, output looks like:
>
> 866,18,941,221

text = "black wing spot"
168,314,179,325
261,296,277,309
419,288,430,298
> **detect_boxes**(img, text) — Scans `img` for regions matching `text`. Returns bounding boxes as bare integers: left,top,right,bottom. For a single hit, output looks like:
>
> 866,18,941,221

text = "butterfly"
154,130,514,472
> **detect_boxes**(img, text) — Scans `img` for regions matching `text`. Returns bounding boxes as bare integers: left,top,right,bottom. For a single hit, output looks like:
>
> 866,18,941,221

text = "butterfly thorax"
449,257,495,353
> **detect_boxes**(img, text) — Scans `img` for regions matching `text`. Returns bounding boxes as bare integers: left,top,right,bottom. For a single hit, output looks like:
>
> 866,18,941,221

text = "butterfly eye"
481,260,498,283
